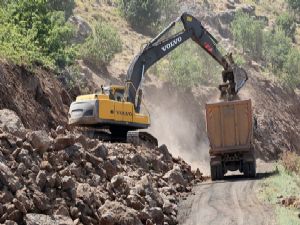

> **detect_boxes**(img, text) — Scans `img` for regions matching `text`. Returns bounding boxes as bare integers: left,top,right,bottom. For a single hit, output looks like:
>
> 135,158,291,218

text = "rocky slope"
0,110,201,225
0,60,72,130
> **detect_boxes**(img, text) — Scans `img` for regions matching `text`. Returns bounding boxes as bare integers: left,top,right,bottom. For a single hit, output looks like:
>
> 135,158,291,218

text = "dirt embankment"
0,60,72,130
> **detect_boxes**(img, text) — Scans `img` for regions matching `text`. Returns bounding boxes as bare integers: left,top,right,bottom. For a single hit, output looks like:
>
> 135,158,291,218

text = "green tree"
231,11,264,60
47,0,76,19
0,0,76,68
81,22,122,66
276,12,296,39
118,0,161,33
263,29,292,71
118,0,178,34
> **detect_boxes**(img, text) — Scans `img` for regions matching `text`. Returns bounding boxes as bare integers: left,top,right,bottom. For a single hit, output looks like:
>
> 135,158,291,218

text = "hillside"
0,0,299,224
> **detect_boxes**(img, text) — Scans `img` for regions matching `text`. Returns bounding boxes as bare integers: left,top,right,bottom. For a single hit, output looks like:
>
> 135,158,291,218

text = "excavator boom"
125,13,248,111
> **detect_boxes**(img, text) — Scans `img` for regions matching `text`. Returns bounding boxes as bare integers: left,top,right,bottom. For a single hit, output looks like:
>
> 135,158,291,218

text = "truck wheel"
211,165,217,181
243,163,250,177
217,165,224,180
249,161,256,178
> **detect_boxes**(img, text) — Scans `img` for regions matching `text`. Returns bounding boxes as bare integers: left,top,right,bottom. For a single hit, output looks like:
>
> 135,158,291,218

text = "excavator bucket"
233,65,248,93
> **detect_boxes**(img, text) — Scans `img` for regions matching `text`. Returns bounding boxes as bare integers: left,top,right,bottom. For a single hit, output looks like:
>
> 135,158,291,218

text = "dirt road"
178,162,276,225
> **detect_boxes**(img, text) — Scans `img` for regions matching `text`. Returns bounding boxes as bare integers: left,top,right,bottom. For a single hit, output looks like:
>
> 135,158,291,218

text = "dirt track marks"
178,165,276,225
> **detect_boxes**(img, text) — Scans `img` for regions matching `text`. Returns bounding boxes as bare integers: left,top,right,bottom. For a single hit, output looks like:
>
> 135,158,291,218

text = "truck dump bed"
206,99,252,155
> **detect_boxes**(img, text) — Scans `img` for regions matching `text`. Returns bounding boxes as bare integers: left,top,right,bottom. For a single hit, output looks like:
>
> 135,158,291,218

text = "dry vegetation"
281,151,300,175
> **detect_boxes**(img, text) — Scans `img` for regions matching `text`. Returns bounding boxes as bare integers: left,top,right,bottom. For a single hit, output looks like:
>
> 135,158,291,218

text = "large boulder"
92,144,108,160
54,135,75,151
68,15,92,43
163,166,186,186
0,109,26,138
27,130,51,154
25,213,74,225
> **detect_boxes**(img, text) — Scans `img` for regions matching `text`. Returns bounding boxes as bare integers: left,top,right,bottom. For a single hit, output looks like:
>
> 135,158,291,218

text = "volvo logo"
161,37,182,52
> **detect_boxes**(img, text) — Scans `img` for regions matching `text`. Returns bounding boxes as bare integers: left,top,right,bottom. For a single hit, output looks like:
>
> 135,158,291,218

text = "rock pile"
0,110,201,225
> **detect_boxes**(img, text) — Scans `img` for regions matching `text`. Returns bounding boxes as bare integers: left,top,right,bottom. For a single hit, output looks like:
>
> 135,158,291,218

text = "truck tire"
243,162,256,178
248,161,256,178
211,165,217,181
243,162,250,177
216,165,224,180
211,164,224,180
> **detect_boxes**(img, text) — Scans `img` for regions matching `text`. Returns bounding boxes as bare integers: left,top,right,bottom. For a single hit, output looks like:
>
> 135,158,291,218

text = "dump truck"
206,99,256,180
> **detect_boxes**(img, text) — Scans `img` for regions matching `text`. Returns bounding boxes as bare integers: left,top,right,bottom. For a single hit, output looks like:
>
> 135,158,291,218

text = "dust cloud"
145,85,215,175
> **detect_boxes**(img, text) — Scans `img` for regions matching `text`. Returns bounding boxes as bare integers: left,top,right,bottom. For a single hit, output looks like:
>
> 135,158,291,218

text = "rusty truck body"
205,99,256,180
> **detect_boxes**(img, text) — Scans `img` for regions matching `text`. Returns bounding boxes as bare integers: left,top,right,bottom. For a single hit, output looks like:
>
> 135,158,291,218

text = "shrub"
231,11,264,60
283,48,300,88
275,13,296,39
263,29,292,71
47,0,76,19
286,0,300,13
0,0,77,69
118,0,160,31
80,22,122,66
117,0,178,34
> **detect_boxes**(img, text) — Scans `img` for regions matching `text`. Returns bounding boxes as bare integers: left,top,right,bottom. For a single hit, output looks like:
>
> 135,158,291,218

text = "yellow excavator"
68,12,248,146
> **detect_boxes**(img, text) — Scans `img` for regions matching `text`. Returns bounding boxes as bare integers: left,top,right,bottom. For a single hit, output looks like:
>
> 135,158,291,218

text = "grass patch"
276,206,300,225
259,164,300,225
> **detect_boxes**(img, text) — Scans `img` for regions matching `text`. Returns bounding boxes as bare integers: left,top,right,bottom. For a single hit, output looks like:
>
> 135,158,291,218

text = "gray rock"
147,207,164,225
27,130,51,154
16,189,33,211
13,198,27,214
33,191,50,211
0,162,22,192
76,183,95,204
68,15,92,43
126,194,145,210
4,220,18,225
93,144,108,160
25,213,74,225
135,175,163,208
0,109,26,138
241,4,256,15
86,152,103,167
61,176,75,191
0,190,13,204
54,135,75,151
54,205,70,217
131,153,148,171
103,160,117,180
99,200,142,225
163,166,186,186
35,170,47,189
157,145,172,162
218,10,235,24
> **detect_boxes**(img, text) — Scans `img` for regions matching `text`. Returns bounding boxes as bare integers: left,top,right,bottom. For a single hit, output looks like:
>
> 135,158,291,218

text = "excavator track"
127,131,158,149
82,128,158,148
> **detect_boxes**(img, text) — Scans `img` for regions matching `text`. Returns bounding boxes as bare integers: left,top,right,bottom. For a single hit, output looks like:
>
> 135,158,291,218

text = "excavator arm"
125,12,248,112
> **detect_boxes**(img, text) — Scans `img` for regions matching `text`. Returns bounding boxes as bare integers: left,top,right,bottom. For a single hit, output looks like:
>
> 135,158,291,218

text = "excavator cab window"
114,89,125,102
